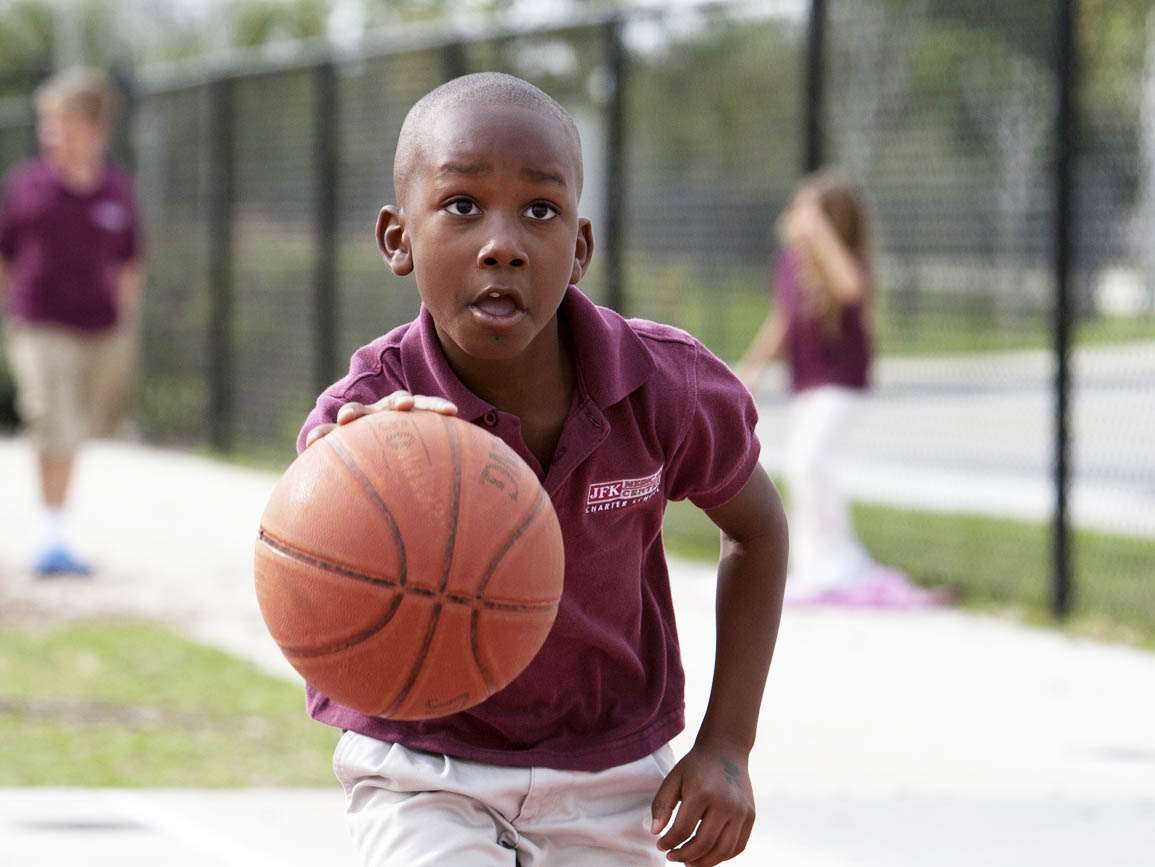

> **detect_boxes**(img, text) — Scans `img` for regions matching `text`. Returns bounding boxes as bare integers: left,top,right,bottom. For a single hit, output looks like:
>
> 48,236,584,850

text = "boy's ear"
377,206,413,276
570,217,595,285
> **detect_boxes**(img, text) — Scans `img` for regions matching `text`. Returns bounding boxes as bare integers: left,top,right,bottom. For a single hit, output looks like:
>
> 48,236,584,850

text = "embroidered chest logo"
586,468,662,514
91,200,129,232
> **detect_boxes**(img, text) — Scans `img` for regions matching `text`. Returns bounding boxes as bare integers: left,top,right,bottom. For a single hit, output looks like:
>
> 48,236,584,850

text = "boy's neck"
452,315,575,418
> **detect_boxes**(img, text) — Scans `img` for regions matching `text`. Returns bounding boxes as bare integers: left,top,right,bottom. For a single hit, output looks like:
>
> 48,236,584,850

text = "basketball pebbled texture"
254,410,565,720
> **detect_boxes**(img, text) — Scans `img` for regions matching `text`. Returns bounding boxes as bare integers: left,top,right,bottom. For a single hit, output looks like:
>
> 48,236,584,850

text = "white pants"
783,385,871,592
333,731,675,866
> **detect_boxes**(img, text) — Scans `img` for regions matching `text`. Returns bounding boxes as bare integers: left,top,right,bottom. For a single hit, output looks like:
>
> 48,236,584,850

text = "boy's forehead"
402,101,582,194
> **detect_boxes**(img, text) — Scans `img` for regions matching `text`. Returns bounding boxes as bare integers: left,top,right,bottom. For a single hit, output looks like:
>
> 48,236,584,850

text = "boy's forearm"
695,532,786,753
697,470,788,753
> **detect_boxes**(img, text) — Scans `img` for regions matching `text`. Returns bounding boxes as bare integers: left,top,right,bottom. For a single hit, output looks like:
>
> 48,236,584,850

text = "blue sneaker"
34,546,92,578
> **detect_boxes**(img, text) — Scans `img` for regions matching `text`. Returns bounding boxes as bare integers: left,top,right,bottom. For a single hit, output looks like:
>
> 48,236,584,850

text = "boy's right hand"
304,390,458,449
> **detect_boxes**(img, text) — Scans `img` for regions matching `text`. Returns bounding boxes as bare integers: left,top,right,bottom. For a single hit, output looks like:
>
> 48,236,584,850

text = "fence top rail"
133,0,793,97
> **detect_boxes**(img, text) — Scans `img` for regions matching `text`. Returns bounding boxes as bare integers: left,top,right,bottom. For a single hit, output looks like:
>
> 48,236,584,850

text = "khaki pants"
333,731,675,866
4,320,136,455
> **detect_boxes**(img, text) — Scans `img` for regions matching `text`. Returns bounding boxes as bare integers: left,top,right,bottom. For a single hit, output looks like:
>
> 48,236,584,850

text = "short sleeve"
663,340,761,510
295,343,407,455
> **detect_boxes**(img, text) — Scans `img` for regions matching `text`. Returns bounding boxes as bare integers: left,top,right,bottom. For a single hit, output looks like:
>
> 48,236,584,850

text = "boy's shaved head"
394,72,583,203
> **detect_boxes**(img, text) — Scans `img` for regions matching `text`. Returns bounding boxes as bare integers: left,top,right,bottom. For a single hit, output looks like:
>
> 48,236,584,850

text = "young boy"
300,72,788,867
0,67,143,576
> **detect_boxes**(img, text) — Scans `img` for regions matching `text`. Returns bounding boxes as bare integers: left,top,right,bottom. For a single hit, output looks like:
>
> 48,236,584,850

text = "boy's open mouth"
471,289,524,322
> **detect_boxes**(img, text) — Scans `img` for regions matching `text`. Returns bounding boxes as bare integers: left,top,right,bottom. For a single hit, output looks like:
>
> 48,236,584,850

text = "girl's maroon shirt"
774,250,872,393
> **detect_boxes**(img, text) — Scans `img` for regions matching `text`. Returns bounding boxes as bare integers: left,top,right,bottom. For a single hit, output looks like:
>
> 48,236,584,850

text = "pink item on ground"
785,566,950,609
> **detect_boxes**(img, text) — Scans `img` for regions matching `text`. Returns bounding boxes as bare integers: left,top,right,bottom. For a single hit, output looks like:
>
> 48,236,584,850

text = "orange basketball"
254,410,564,720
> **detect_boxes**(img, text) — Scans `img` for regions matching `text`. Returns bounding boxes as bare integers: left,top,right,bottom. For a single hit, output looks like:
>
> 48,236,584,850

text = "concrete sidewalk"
1,439,1153,866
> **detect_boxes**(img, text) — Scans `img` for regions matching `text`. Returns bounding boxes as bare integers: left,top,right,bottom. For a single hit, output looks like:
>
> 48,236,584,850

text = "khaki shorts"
4,320,136,455
333,731,675,867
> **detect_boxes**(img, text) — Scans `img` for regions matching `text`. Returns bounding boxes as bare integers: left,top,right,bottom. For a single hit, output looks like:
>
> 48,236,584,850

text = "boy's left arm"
651,463,788,866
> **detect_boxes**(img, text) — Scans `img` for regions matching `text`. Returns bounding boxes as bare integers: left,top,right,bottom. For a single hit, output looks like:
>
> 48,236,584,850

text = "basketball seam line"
471,484,553,694
279,593,405,659
326,434,409,588
257,530,557,612
383,415,462,718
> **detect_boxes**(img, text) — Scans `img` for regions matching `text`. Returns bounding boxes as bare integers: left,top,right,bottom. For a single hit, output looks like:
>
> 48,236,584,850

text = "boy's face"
379,102,593,367
37,106,109,171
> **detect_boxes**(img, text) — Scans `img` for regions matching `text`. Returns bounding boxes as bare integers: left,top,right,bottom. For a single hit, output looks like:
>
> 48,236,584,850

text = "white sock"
40,506,66,551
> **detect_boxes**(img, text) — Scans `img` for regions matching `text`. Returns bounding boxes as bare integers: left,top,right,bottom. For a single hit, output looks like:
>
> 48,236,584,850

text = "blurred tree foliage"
628,13,800,184
0,2,52,95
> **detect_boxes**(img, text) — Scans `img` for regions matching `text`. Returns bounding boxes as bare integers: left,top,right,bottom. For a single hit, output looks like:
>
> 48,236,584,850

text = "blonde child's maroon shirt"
0,159,141,330
298,286,760,772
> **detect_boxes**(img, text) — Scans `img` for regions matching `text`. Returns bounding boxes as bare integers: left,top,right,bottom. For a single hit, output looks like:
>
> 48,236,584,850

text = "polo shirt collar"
560,285,656,408
397,307,493,423
397,286,656,421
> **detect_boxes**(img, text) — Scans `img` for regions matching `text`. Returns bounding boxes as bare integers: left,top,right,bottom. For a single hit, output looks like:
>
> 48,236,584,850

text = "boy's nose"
477,219,527,269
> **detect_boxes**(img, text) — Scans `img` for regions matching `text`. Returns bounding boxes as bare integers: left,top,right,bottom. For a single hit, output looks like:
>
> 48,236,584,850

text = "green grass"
662,497,1155,650
875,312,1155,357
0,622,339,786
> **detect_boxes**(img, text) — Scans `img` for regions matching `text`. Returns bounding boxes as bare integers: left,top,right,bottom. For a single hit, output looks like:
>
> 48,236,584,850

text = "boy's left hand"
650,741,755,865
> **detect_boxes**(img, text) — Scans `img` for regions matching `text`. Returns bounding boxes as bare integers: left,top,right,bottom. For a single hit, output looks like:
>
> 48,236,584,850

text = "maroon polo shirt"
774,249,871,393
0,158,141,331
298,286,760,772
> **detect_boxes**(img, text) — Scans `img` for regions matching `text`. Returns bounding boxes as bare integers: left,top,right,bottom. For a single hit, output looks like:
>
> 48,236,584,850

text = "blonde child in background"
0,67,144,577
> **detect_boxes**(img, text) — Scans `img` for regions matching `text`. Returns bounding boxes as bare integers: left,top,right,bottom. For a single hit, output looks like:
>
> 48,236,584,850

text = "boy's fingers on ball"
336,402,367,424
380,390,416,410
412,395,458,415
304,423,336,448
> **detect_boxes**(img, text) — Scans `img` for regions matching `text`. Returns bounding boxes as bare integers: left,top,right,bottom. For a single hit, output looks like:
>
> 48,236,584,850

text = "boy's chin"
457,336,536,363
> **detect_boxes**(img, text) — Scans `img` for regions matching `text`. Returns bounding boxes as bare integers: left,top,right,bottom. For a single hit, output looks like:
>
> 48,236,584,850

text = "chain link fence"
1,0,1152,628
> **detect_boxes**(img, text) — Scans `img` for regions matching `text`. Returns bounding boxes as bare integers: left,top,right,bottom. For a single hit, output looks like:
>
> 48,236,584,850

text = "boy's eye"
524,202,557,221
446,199,479,216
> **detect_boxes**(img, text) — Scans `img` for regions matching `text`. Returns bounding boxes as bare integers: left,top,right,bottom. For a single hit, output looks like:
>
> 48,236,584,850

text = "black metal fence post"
802,0,827,173
314,58,340,395
1052,0,1078,619
603,16,626,314
443,40,468,81
110,66,137,171
207,75,236,452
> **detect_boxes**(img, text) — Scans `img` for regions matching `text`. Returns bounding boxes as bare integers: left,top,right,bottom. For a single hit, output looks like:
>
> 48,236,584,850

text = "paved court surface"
1,438,1153,866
